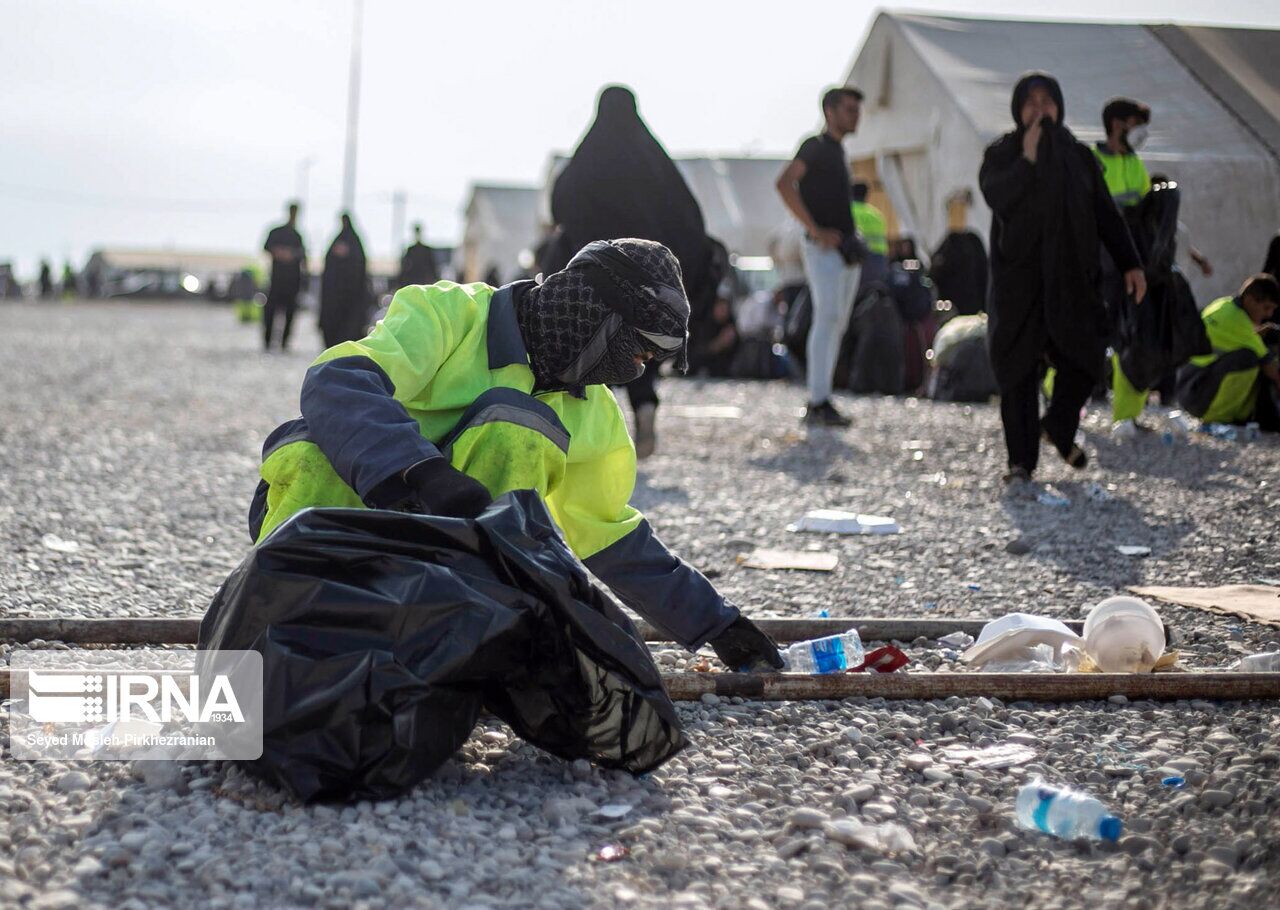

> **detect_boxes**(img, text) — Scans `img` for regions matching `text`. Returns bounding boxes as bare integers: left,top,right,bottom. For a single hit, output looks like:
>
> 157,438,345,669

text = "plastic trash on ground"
1015,779,1122,842
199,491,687,802
1230,651,1280,672
960,613,1084,671
1036,490,1071,508
740,548,838,572
1115,545,1151,557
788,510,900,535
1083,596,1165,673
781,631,865,674
939,742,1037,769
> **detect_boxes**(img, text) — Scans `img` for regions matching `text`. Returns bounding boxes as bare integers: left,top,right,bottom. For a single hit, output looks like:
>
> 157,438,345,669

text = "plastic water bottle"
781,631,865,674
1015,780,1122,842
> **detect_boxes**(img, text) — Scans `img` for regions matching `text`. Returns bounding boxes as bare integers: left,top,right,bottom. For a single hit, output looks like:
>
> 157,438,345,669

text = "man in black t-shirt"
396,222,441,289
776,86,864,427
262,202,308,352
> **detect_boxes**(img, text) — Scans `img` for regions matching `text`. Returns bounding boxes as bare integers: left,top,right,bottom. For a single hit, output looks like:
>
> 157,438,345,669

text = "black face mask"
516,239,690,391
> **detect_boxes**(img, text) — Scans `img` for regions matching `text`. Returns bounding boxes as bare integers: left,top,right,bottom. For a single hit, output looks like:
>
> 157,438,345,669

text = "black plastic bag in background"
1115,183,1210,391
199,491,687,802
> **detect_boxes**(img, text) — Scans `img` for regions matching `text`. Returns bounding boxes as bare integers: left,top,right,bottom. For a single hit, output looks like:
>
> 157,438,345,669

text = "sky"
2,0,1277,275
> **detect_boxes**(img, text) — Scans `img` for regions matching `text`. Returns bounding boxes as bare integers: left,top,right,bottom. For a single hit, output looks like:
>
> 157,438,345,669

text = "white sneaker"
1112,419,1140,441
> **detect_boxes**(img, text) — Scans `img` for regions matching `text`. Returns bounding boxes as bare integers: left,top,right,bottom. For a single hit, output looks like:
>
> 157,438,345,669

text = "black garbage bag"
1115,183,1211,391
199,490,687,802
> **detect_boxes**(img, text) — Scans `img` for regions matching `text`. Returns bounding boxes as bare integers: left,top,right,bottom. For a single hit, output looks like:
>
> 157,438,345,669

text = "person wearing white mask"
1093,98,1157,438
1093,98,1152,209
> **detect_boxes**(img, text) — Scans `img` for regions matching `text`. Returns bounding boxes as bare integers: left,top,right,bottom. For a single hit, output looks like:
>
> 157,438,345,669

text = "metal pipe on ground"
0,616,1082,646
2,669,1279,703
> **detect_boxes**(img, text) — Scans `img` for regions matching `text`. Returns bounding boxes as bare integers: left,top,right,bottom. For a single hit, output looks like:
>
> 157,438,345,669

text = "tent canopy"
843,12,1280,300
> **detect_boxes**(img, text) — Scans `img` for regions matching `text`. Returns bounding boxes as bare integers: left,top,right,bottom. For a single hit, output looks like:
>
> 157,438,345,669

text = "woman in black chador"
545,85,718,458
319,213,370,348
980,72,1144,483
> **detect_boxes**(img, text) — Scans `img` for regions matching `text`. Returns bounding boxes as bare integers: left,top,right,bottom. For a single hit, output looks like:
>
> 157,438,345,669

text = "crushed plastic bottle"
1036,490,1071,508
1164,410,1193,438
1015,780,1122,842
1231,651,1280,671
781,631,865,674
1200,423,1239,442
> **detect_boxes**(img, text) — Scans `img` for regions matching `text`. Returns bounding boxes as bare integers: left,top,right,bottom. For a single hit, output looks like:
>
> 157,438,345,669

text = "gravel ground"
2,300,1279,909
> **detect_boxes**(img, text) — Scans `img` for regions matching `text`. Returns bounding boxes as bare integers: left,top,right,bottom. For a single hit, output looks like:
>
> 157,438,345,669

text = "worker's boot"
633,403,657,460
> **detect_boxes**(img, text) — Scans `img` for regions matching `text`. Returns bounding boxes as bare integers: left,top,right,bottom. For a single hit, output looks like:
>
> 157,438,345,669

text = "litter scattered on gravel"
2,302,1280,909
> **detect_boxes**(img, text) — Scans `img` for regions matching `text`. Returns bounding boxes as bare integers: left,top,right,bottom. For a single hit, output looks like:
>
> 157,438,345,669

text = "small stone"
777,837,809,859
1108,695,1129,705
776,886,805,905
1205,845,1238,868
1170,833,1193,854
700,693,721,706
903,753,933,772
419,860,445,881
71,856,104,877
978,837,1006,857
847,783,876,804
788,807,828,829
966,796,994,814
923,767,953,783
1200,790,1234,809
55,771,91,793
1121,835,1159,855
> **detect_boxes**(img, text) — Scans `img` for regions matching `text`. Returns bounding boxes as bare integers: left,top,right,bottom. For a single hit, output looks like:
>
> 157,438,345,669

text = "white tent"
842,12,1280,301
457,184,541,284
542,155,791,259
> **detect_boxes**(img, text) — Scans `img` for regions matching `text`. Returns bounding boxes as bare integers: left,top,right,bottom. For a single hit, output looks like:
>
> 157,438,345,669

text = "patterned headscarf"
517,238,690,391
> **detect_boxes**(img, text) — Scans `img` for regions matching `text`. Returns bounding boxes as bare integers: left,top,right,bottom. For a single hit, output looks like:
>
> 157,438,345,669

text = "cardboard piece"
740,548,839,572
1130,584,1280,627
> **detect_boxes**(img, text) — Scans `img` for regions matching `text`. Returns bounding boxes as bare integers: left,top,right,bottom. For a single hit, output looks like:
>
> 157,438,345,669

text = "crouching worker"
247,237,785,671
1177,274,1280,430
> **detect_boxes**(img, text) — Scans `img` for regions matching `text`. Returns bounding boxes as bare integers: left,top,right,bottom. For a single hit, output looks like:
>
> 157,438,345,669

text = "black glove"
708,615,784,672
367,457,491,519
404,457,492,518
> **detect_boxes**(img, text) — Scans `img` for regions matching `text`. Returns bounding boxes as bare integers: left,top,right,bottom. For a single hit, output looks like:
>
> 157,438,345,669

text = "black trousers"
625,362,659,411
263,290,299,350
999,353,1094,474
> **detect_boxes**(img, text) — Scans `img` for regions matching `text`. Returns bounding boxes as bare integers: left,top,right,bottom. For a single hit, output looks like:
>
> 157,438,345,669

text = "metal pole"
390,190,407,261
0,616,1082,646
340,0,364,213
3,670,1280,703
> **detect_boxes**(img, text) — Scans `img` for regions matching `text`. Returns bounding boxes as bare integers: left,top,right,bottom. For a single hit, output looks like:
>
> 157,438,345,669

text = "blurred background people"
544,85,720,459
930,229,988,317
397,222,439,289
1177,274,1280,430
229,268,260,323
262,201,307,352
60,261,78,299
38,260,53,299
776,86,864,427
980,72,1144,485
319,213,370,348
1263,233,1280,278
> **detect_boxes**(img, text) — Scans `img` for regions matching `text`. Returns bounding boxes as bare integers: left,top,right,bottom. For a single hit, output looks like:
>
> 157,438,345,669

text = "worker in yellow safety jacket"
850,180,889,294
247,238,785,671
1092,97,1158,438
1176,274,1280,428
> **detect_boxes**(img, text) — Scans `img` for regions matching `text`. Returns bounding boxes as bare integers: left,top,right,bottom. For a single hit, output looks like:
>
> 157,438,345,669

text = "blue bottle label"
811,638,846,674
1032,787,1055,833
